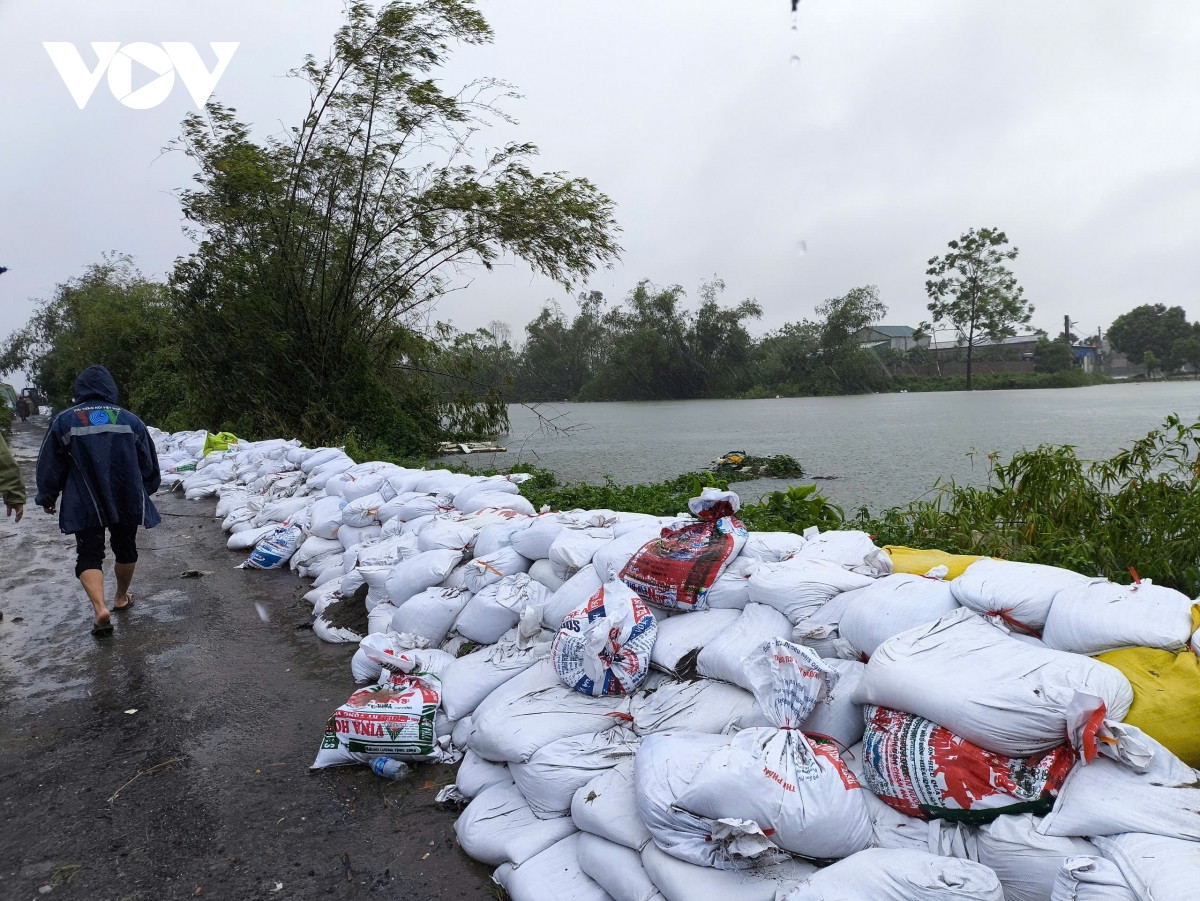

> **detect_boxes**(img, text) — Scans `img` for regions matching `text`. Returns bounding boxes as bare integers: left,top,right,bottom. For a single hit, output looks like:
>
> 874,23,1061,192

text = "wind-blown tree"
170,1,619,453
0,256,190,426
515,290,608,401
1108,304,1190,375
815,285,888,393
922,228,1033,390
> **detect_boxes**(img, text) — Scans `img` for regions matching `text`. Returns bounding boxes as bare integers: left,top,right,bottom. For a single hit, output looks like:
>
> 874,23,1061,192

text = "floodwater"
453,381,1200,515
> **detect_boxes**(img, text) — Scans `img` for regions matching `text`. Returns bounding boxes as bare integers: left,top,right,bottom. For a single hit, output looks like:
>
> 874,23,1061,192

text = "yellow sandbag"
1099,626,1200,768
202,431,239,456
883,546,983,580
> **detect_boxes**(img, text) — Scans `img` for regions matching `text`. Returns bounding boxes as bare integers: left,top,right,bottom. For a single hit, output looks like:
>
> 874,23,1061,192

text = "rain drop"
255,602,270,622
790,55,801,68
797,240,808,256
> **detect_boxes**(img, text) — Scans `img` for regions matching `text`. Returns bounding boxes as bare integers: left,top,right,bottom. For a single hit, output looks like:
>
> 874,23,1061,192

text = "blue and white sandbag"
552,577,658,696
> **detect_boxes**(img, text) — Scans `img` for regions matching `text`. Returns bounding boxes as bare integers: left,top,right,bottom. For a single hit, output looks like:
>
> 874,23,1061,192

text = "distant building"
856,325,926,352
927,333,1042,360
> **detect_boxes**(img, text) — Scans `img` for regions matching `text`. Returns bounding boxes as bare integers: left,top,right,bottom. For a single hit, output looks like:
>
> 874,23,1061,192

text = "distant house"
856,325,926,352
927,333,1042,359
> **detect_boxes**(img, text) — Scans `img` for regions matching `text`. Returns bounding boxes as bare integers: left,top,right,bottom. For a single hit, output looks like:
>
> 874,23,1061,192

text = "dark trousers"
74,523,139,578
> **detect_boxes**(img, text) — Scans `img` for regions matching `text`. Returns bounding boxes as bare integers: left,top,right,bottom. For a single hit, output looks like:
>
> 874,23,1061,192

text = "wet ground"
0,419,494,901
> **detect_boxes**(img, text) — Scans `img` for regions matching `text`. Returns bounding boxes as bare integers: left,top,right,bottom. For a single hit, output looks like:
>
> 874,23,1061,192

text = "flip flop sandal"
112,596,134,612
91,620,114,637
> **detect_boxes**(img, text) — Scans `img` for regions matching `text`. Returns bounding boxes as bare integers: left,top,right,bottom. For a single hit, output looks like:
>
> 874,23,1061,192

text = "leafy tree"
686,279,762,397
1108,304,1190,374
515,291,607,401
1171,328,1200,375
1143,350,1162,378
923,228,1033,389
1033,336,1075,374
751,321,821,392
0,256,190,426
169,0,619,453
814,285,889,393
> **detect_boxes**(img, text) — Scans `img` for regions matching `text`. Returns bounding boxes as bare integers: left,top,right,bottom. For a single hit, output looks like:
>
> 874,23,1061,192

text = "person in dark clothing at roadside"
15,396,31,422
35,365,161,636
1,432,25,523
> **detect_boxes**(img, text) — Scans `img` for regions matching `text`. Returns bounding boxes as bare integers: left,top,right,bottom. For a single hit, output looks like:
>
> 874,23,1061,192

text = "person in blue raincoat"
35,365,161,636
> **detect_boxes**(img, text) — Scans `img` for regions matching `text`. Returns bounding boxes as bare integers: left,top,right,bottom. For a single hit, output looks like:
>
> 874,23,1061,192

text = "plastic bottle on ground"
369,757,410,781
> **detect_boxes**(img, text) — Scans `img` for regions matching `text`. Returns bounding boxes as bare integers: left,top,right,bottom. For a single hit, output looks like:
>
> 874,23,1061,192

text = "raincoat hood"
74,365,119,404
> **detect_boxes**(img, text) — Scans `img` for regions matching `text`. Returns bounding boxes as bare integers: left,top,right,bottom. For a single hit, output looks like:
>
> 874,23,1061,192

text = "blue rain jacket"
34,365,162,534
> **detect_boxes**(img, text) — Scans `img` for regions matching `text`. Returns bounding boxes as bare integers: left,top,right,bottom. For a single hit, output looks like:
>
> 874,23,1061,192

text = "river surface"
446,382,1200,515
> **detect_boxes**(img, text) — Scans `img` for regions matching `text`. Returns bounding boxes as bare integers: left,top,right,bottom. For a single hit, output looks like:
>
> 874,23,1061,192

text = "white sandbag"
976,814,1098,901
340,474,385,503
439,618,554,721
543,565,602,630
1042,579,1196,655
838,573,961,658
462,547,532,594
308,495,345,540
800,657,865,746
1093,832,1200,901
510,729,640,819
493,833,609,901
1038,728,1200,840
472,518,532,557
340,491,386,527
740,531,806,563
384,549,463,605
640,841,815,901
951,558,1092,635
455,574,551,645
454,476,520,510
416,519,476,554
456,749,512,799
337,522,381,549
552,578,657,696
577,833,657,901
704,556,759,610
390,586,472,645
529,558,567,592
1050,857,1138,901
346,533,421,571
293,534,345,571
570,759,652,852
787,528,890,575
856,776,978,858
441,562,470,590
460,491,535,515
549,527,616,580
349,633,455,684
415,469,472,495
467,660,632,763
367,600,398,635
300,447,345,474
392,493,455,523
313,560,345,588
628,678,757,736
747,558,875,624
776,848,1005,901
254,495,311,527
228,521,278,549
451,713,474,749
695,603,792,690
666,641,871,862
453,781,577,867
649,608,741,676
510,514,572,560
789,586,867,659
852,607,1134,757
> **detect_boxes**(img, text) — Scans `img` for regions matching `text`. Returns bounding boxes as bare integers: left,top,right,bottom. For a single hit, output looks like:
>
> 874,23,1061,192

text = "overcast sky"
2,0,1198,383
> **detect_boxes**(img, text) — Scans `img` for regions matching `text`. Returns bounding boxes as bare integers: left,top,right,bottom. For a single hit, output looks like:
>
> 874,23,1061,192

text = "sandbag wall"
154,427,1200,901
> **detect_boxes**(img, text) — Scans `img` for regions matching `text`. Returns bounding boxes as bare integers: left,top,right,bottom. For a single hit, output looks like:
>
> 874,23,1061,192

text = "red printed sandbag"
861,705,1076,824
619,488,747,611
311,672,443,766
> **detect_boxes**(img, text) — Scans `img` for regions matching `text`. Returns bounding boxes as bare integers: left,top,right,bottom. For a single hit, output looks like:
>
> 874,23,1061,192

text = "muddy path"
0,419,493,901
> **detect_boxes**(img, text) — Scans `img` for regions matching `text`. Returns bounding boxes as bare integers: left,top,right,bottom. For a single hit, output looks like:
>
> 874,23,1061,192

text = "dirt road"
0,419,493,900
